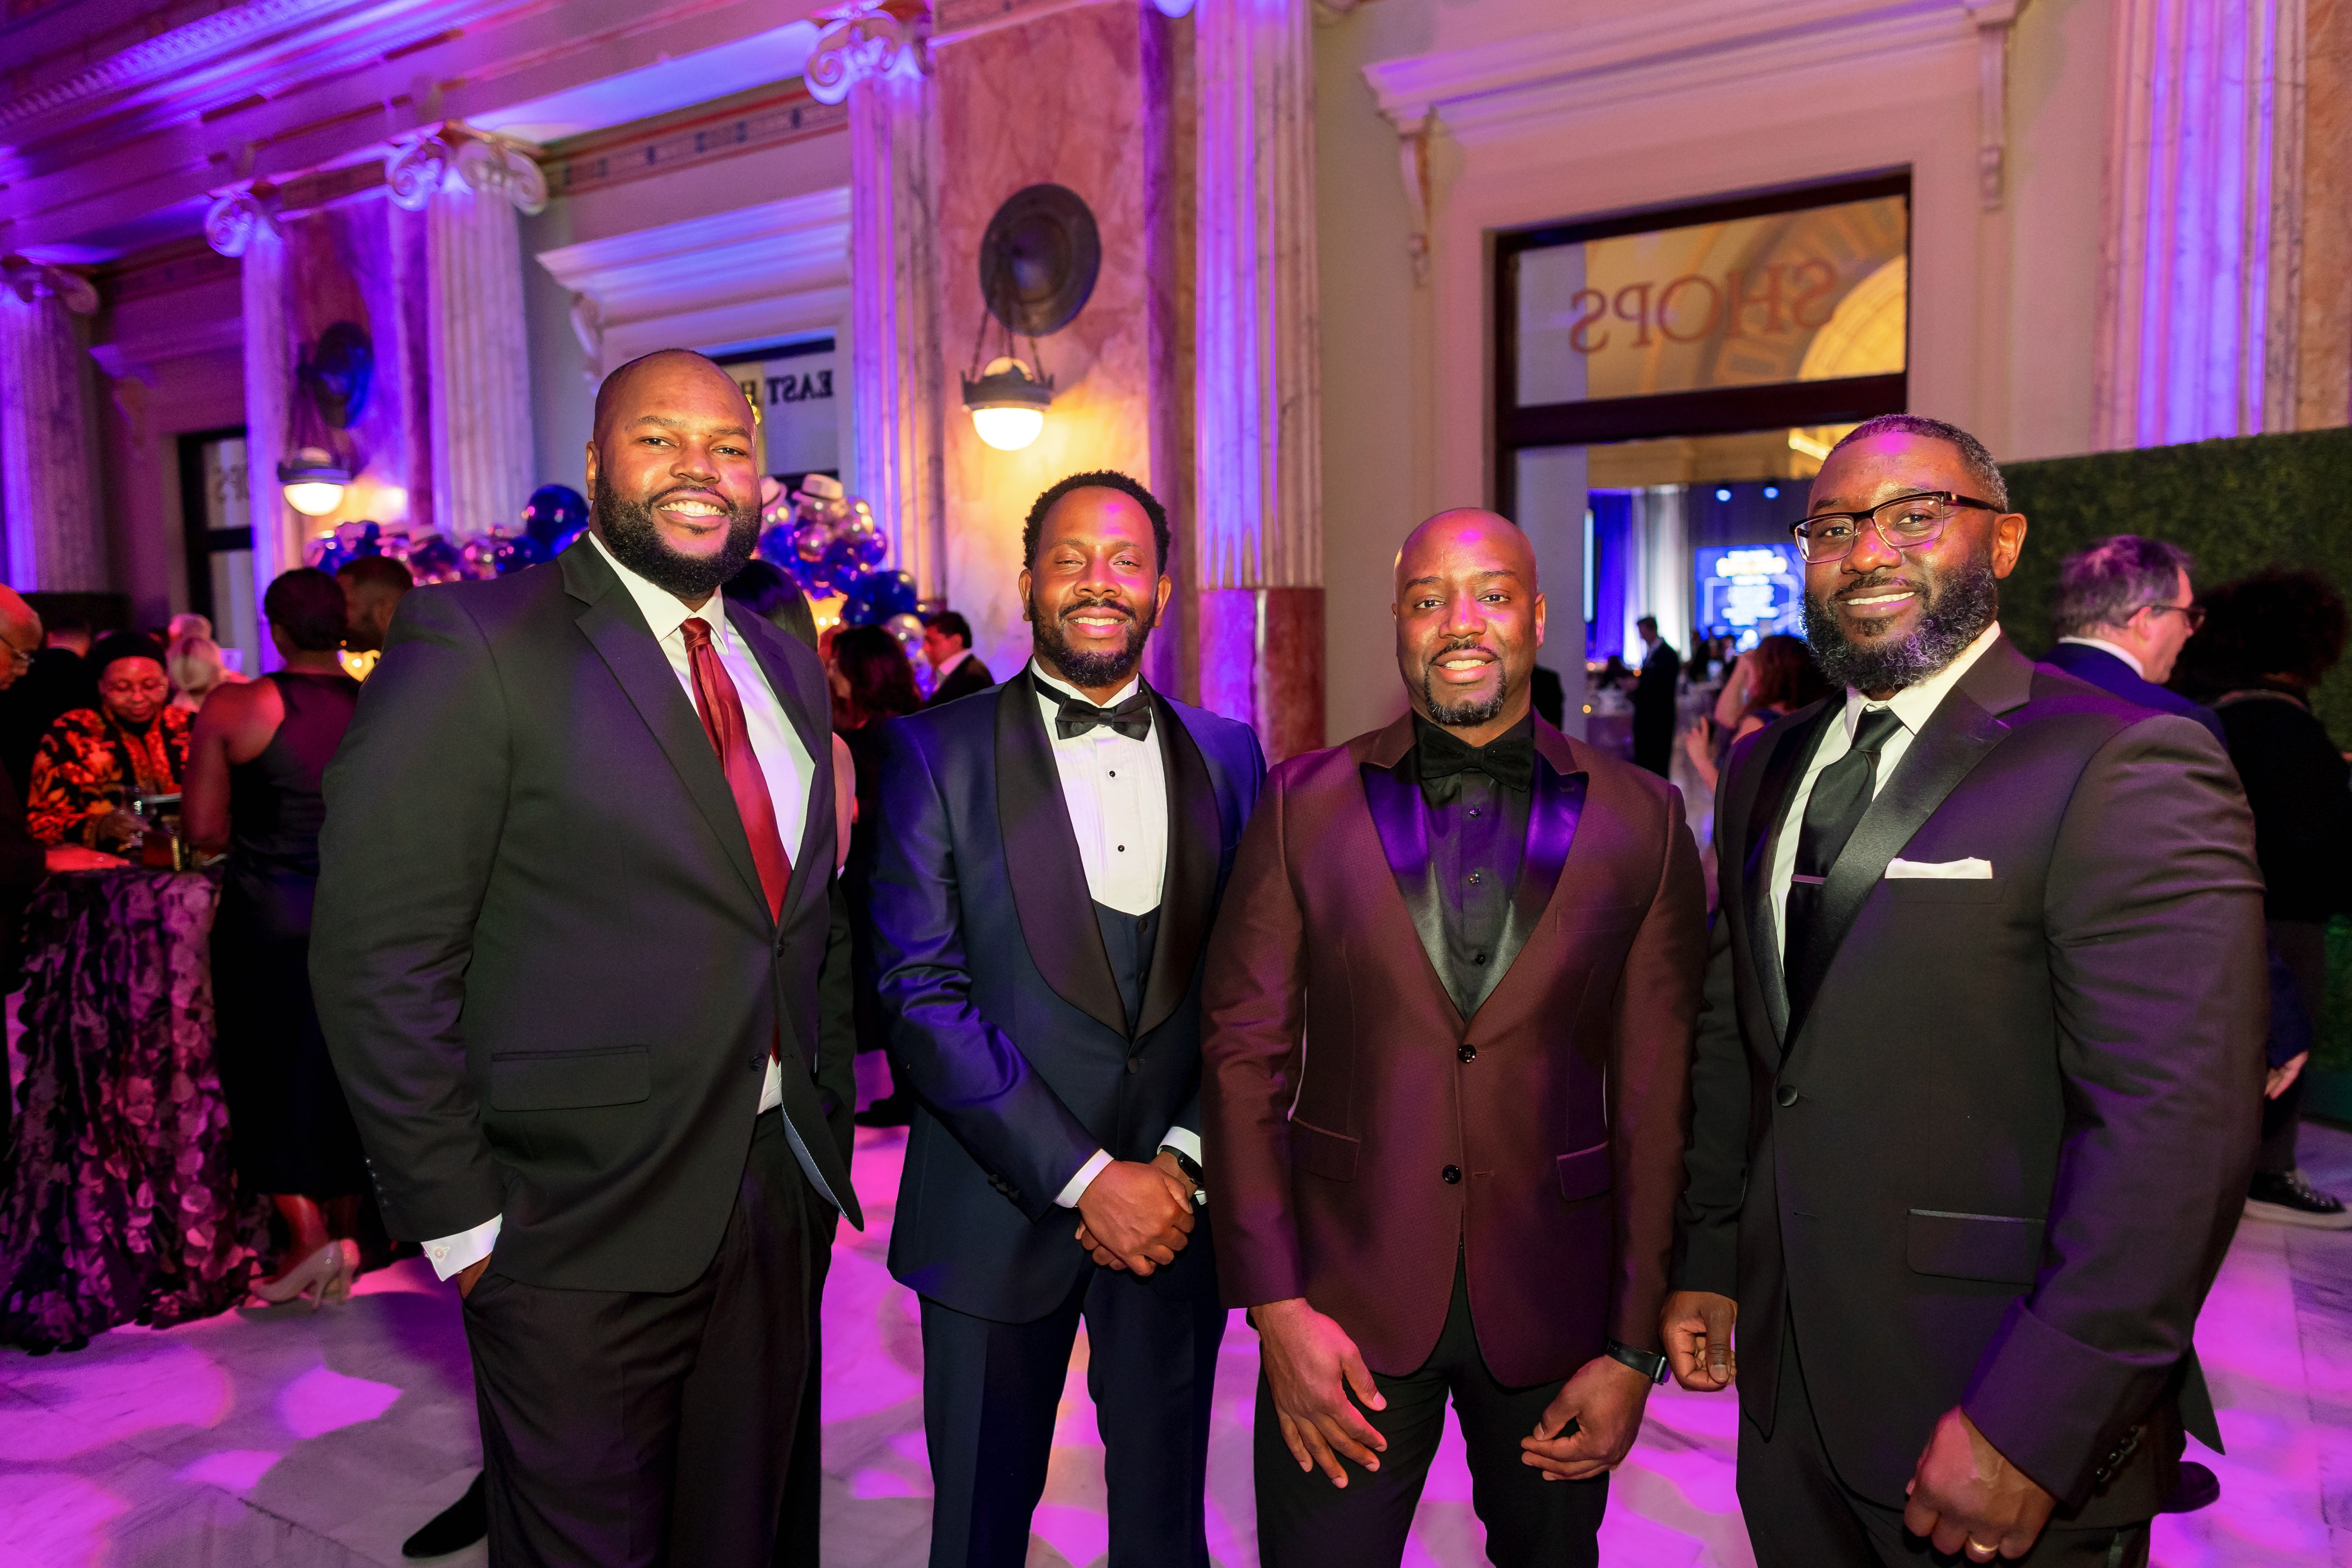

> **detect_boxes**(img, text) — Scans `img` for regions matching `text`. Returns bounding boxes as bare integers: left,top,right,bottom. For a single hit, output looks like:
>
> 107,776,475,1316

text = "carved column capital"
388,127,548,216
807,1,930,105
203,186,276,258
1,256,97,314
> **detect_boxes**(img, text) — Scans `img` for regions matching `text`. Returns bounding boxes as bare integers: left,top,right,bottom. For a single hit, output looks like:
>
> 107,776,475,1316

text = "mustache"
1423,636,1497,664
1060,597,1136,622
646,483,741,512
1833,574,1923,602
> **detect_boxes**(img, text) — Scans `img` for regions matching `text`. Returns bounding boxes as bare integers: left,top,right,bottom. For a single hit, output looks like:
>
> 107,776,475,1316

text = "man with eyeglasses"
1664,413,2265,1567
2043,536,2225,748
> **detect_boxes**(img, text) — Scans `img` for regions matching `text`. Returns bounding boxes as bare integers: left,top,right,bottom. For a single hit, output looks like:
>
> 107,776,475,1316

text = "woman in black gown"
183,569,368,1305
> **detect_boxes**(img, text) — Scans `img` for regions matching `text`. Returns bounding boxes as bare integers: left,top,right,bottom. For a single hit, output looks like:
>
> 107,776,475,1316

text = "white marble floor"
5,1121,2349,1568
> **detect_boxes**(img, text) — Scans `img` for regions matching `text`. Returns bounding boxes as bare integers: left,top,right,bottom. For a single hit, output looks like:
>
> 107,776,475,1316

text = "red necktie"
680,617,794,927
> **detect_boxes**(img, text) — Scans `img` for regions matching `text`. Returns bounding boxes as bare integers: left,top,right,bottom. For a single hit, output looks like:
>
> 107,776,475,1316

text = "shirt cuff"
1053,1149,1114,1209
1157,1127,1202,1166
423,1214,502,1281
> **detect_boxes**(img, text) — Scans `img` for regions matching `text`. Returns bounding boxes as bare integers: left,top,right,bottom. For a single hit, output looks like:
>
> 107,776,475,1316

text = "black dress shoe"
854,1093,913,1128
403,1471,487,1558
2160,1459,2221,1514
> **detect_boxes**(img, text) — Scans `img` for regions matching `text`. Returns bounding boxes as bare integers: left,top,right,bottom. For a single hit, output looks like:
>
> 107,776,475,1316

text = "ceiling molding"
535,185,851,327
1362,0,1982,143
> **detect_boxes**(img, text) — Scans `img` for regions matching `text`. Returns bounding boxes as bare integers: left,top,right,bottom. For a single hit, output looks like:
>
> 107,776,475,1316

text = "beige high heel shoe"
320,1238,361,1304
250,1242,341,1309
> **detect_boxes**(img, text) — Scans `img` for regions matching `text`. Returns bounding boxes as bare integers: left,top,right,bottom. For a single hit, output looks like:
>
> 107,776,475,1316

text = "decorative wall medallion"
300,321,374,428
978,184,1100,338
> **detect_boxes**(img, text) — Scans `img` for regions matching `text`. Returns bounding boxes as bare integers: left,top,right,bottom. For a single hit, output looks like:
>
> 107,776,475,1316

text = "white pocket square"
1885,857,1992,880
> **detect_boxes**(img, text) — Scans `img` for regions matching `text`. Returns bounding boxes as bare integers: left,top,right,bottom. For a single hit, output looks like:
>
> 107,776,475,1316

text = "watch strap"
1158,1145,1207,1207
1605,1337,1670,1385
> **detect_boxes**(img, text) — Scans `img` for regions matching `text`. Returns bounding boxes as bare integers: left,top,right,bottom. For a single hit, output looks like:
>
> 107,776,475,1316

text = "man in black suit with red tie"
315,349,857,1566
1667,414,2266,1567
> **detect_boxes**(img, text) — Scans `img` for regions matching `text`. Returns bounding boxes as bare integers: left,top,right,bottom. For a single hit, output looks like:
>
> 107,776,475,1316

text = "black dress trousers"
1252,1258,1608,1568
462,1109,824,1567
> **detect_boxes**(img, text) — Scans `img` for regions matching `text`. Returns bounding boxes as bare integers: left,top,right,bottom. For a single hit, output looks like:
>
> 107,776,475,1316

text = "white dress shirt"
2055,634,2146,679
1027,661,1201,1207
419,535,827,1281
1767,622,2003,960
934,646,976,681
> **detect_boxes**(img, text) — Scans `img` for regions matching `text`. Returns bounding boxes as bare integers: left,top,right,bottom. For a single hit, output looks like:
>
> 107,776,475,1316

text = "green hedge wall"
2000,426,2352,744
2000,430,2352,1074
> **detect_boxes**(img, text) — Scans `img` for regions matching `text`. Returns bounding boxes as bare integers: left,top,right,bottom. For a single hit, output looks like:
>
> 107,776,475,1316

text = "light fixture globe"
961,356,1053,452
278,446,356,516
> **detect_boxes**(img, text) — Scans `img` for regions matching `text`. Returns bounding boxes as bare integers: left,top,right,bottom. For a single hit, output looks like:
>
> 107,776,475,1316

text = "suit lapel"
729,604,833,925
1137,697,1221,1039
994,669,1130,1038
1782,638,2034,1044
1359,717,1458,1025
1737,701,1834,1049
1472,736,1588,1015
566,548,772,922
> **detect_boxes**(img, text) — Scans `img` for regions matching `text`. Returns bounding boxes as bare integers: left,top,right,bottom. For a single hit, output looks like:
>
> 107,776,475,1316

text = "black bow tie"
1417,721,1536,793
1054,688,1155,742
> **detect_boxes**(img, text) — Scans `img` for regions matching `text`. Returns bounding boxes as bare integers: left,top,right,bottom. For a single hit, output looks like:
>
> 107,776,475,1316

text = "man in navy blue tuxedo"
867,471,1266,1568
2040,535,2224,747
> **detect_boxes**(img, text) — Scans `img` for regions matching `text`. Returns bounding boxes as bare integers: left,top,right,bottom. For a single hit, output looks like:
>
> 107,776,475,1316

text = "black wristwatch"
1605,1338,1671,1385
1159,1145,1207,1207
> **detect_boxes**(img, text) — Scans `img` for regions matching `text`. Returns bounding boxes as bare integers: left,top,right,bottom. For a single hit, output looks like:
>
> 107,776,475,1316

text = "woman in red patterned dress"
25,633,190,852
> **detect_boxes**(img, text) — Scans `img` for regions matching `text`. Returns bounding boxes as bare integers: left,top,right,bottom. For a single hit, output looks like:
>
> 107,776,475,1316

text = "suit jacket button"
1458,1043,1477,1063
1127,1056,1141,1074
753,1053,768,1071
1774,1082,1799,1107
1441,1165,1462,1184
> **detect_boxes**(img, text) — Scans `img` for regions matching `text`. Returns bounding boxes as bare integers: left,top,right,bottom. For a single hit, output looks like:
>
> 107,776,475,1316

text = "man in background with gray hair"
2043,535,2225,748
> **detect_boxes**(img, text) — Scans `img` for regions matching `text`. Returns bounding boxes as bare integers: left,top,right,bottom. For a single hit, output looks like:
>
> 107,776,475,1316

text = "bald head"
0,587,39,693
1394,509,1538,598
1393,507,1546,741
591,349,752,443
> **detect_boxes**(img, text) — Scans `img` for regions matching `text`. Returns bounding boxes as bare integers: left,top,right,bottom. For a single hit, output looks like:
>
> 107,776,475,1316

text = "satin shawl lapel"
1782,642,2033,1044
564,547,770,922
729,604,833,926
1137,698,1221,1039
993,669,1128,1038
1359,749,1457,1028
1472,745,1588,1015
1738,701,1836,1049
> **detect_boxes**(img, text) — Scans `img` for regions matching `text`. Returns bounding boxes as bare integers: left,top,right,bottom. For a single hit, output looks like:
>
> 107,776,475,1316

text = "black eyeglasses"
1790,491,2004,564
2141,602,2208,631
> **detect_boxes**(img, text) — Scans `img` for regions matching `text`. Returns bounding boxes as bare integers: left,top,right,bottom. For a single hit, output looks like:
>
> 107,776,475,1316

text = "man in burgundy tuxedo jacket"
1201,511,1706,1567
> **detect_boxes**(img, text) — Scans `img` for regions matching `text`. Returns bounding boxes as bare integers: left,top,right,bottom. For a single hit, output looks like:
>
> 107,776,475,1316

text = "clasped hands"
1660,1290,2056,1561
1071,1151,1196,1275
1250,1296,1652,1490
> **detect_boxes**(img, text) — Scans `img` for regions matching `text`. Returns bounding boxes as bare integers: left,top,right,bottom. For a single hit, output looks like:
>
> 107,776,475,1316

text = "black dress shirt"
1413,715,1534,1016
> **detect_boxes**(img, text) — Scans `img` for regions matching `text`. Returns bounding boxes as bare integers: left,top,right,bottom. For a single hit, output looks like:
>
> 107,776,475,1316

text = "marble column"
205,189,298,665
1195,0,1323,759
2095,0,2308,447
812,2,948,603
391,133,542,538
0,260,105,591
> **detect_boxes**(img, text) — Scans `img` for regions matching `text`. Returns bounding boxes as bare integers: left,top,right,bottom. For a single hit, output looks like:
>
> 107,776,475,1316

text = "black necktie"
1782,706,1905,988
1417,724,1536,794
1054,688,1154,741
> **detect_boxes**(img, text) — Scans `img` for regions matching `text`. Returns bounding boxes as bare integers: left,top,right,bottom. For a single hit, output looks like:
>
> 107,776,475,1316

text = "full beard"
1802,545,2000,694
1032,591,1154,689
594,473,759,599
